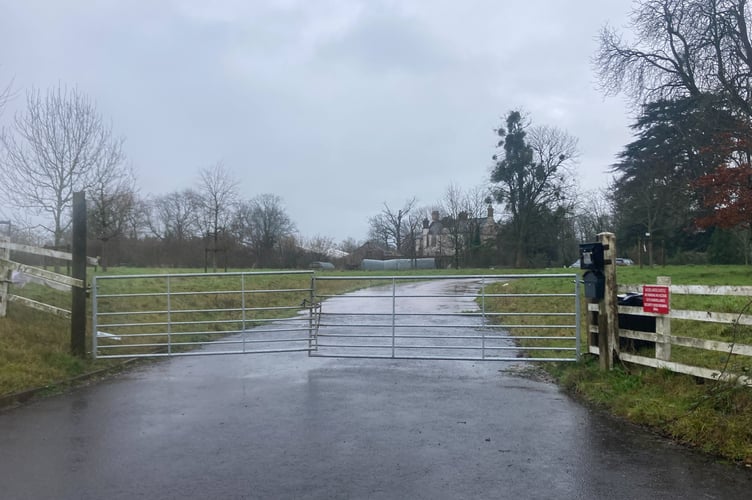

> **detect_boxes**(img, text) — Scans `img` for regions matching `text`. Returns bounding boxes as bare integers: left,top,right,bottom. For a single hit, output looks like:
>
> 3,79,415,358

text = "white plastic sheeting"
360,258,436,271
10,270,70,291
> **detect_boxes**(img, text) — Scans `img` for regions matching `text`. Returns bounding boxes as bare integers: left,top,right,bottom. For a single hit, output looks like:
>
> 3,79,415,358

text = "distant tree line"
0,84,327,270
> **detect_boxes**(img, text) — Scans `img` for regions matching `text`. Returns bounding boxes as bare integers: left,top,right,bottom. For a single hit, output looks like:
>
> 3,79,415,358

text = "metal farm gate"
92,271,581,362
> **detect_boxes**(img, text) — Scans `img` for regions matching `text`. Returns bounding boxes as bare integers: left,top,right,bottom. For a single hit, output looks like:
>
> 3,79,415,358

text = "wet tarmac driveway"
0,280,750,499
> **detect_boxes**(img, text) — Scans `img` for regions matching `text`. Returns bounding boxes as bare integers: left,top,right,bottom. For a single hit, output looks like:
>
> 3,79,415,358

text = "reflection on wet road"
312,278,518,360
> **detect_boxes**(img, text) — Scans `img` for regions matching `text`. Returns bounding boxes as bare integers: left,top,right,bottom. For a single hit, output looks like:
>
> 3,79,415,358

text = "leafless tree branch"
0,84,125,246
594,0,752,116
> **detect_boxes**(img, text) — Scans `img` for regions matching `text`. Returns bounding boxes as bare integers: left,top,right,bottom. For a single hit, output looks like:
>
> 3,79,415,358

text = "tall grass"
0,306,92,394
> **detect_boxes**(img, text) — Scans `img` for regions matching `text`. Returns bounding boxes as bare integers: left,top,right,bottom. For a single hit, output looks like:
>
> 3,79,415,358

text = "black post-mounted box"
579,242,605,271
583,270,605,300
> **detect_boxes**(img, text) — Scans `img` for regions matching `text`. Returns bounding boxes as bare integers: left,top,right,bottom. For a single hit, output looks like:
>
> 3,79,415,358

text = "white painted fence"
0,239,97,318
588,279,752,385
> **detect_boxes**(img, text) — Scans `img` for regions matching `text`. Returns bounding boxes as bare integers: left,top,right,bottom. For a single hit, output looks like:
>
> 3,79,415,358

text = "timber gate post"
597,232,619,370
0,220,10,317
0,238,8,318
71,191,87,357
654,276,672,361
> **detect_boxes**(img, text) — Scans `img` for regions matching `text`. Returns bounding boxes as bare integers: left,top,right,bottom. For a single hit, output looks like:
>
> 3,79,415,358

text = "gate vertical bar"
241,274,247,353
481,277,486,360
574,275,581,361
92,276,99,359
166,275,172,356
391,277,396,359
308,274,316,356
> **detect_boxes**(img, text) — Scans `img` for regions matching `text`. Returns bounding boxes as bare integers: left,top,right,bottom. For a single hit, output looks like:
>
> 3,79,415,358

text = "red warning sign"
642,285,670,314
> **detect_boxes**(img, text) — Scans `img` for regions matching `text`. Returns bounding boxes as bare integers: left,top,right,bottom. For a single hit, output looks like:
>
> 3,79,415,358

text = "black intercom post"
579,233,619,370
583,270,605,300
579,242,605,300
578,242,604,271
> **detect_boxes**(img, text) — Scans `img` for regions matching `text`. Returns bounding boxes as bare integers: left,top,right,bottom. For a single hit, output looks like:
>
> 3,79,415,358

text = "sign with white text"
642,285,670,315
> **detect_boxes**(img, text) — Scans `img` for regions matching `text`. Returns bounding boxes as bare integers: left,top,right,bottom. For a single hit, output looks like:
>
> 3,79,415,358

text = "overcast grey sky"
0,0,635,243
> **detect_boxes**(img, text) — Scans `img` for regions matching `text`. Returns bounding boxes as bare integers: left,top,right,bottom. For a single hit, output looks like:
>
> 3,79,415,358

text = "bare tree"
0,74,16,223
196,161,239,271
87,159,139,270
0,85,125,247
527,125,579,189
338,237,361,254
367,213,391,249
574,188,614,242
304,234,337,261
594,0,752,116
0,76,11,116
147,189,201,242
402,210,426,263
367,198,417,253
441,184,491,268
145,189,203,266
233,194,296,268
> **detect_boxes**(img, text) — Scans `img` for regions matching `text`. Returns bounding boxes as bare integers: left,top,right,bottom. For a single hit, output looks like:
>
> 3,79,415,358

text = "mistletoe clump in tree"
491,110,578,267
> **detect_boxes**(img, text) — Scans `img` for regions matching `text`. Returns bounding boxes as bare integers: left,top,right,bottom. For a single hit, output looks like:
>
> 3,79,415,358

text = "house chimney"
487,205,494,219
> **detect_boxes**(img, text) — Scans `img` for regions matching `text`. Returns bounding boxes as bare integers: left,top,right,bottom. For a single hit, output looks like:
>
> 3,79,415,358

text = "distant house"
416,206,497,258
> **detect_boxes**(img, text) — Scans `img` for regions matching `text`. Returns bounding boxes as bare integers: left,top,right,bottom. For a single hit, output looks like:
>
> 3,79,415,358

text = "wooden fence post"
655,276,672,361
71,191,87,357
0,237,9,318
597,232,619,370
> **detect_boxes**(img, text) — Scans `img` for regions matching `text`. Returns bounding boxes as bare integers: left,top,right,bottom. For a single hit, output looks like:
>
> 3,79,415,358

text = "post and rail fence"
0,192,91,356
585,233,752,385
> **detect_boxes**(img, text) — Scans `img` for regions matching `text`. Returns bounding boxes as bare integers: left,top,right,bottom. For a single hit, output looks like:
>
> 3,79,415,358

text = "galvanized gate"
92,271,580,362
93,271,317,358
310,274,580,361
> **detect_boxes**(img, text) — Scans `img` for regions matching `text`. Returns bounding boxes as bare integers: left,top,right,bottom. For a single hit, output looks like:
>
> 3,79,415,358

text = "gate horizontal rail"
92,270,315,359
310,274,580,362
92,271,580,362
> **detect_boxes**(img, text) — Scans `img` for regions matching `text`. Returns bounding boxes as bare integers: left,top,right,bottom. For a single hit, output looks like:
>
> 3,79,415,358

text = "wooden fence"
1,193,91,357
0,239,97,318
588,278,752,385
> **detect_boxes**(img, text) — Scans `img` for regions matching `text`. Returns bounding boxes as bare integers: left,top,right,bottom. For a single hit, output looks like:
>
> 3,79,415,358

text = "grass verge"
486,265,752,465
